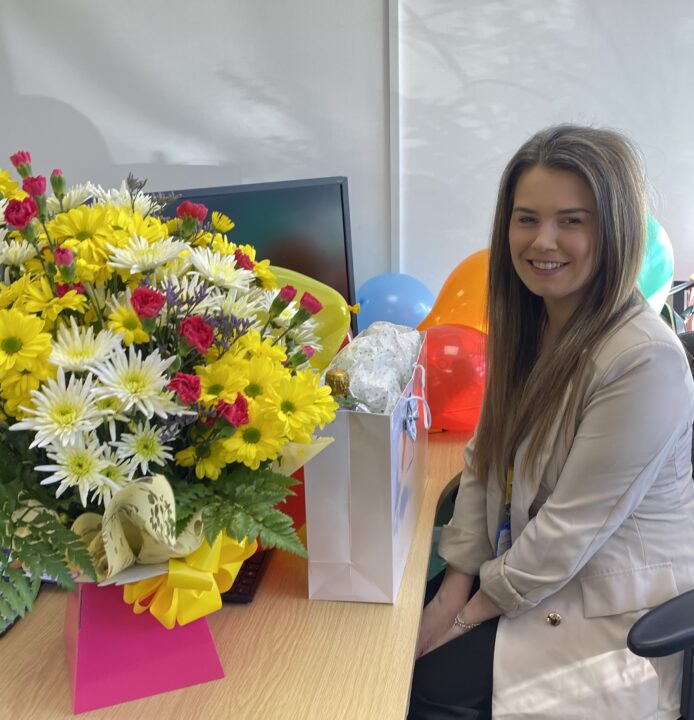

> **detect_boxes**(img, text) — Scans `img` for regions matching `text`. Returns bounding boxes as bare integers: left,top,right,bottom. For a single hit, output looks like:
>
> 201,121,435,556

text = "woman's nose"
531,222,559,251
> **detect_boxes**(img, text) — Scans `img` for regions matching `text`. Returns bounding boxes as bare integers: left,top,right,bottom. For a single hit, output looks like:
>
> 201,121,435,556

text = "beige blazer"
439,309,694,719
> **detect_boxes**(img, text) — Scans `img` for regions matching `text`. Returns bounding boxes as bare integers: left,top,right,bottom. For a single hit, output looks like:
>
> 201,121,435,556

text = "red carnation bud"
9,150,31,169
73,282,85,295
299,292,322,315
50,169,66,198
22,175,46,198
303,345,315,359
179,315,215,354
55,283,70,298
53,246,74,267
168,372,202,405
4,196,38,230
131,287,167,319
176,200,208,223
233,248,255,270
278,285,297,303
217,394,249,427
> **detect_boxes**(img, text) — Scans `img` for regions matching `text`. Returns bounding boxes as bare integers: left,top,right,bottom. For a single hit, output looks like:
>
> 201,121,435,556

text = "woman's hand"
415,570,474,658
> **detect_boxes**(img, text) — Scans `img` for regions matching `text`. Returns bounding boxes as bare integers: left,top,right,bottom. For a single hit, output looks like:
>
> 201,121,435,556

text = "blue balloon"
637,214,674,313
356,273,434,332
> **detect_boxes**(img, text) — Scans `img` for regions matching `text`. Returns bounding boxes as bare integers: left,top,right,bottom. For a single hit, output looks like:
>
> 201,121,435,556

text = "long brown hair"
472,125,647,487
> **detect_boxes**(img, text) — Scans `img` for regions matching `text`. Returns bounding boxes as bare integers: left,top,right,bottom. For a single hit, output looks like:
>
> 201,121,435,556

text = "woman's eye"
517,216,536,225
563,217,582,225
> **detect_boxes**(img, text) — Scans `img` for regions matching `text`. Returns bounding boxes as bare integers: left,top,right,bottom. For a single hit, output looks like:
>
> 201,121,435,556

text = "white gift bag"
304,336,429,603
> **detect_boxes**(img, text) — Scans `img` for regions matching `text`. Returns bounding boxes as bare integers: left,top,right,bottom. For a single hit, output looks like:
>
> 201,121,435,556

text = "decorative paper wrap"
325,321,422,413
304,333,429,603
72,474,206,582
72,473,256,627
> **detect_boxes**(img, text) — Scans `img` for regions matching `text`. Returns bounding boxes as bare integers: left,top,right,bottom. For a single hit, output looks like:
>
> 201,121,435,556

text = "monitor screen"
156,177,356,332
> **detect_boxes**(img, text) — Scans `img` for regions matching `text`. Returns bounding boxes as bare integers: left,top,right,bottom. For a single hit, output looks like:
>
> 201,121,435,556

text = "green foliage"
0,472,95,623
173,466,306,557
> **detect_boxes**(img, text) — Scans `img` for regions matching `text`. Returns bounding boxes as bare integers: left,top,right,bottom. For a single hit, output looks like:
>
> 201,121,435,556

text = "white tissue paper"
325,321,422,413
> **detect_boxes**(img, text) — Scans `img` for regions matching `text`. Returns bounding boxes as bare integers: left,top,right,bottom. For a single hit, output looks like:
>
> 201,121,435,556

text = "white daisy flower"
112,419,173,475
90,345,181,419
10,369,106,448
88,181,162,215
35,434,116,507
198,286,266,322
46,183,94,212
95,396,129,442
187,247,255,291
51,318,122,372
0,197,7,222
0,238,37,268
100,448,137,495
107,235,187,274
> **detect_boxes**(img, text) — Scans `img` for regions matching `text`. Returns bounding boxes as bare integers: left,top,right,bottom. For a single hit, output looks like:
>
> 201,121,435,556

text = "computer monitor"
157,177,356,333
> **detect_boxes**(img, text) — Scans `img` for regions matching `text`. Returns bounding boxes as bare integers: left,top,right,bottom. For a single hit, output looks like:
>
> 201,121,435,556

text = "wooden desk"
3,433,467,720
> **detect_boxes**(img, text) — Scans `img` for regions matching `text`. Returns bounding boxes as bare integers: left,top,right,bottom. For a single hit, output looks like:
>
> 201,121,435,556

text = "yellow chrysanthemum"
191,230,213,248
242,354,290,407
0,274,33,310
209,233,236,256
176,440,230,480
296,369,339,428
0,169,26,201
264,372,330,444
1,362,56,420
211,212,235,233
251,259,276,289
48,205,115,284
222,404,286,470
0,308,52,375
19,277,87,329
107,208,169,247
230,329,286,364
195,357,248,407
107,306,149,345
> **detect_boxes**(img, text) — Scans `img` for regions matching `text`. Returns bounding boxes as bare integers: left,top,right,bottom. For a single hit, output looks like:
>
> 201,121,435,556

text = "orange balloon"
418,249,489,333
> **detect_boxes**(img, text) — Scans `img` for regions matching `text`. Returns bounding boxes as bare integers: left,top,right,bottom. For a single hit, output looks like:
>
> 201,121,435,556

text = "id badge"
495,520,511,557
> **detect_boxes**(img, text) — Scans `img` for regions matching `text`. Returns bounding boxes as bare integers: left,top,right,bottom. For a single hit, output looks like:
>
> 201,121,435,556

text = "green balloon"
637,214,674,311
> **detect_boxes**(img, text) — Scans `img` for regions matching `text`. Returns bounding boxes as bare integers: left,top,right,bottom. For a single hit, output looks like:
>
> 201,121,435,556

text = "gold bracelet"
453,613,481,632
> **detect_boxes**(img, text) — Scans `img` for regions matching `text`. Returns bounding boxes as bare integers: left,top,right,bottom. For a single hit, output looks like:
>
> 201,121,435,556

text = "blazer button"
546,612,562,627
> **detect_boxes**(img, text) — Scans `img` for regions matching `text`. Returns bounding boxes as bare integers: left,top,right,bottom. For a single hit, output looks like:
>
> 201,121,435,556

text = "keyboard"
221,549,272,604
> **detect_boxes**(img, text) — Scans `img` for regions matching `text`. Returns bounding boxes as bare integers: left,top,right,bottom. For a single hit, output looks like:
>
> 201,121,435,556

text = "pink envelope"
64,583,225,714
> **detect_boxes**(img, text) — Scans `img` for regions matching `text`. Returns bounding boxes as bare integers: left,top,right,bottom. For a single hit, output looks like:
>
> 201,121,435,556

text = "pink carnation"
234,248,255,270
53,246,74,267
4,196,38,230
176,200,208,223
179,316,215,354
278,285,297,303
167,372,202,405
299,292,322,315
22,175,46,197
131,287,166,319
217,394,249,427
9,151,31,169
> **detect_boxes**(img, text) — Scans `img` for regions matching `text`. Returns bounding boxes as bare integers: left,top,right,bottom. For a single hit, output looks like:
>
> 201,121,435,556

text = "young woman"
409,125,694,720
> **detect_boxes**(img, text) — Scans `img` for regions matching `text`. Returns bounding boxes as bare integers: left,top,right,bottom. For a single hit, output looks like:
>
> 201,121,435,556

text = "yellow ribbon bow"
123,533,258,629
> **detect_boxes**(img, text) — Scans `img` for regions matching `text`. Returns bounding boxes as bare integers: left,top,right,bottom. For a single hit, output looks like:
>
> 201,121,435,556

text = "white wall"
397,0,694,294
3,2,694,299
0,0,391,293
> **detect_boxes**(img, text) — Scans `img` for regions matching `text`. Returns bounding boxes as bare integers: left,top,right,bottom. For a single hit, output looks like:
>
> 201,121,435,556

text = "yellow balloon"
418,249,489,333
271,266,352,371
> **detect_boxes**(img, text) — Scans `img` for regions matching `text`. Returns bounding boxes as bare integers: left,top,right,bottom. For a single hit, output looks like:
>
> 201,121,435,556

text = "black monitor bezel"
156,176,356,321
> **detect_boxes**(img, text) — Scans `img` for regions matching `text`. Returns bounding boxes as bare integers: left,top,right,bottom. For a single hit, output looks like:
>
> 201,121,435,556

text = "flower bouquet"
0,150,340,635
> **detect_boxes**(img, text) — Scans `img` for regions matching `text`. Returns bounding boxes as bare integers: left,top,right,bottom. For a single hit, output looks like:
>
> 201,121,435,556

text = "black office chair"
627,330,694,720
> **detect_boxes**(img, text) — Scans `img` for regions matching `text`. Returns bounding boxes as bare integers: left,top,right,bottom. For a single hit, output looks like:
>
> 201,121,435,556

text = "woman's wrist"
453,613,481,632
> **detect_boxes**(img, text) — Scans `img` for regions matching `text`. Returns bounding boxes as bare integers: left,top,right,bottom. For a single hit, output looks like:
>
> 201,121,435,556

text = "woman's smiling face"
509,165,598,327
